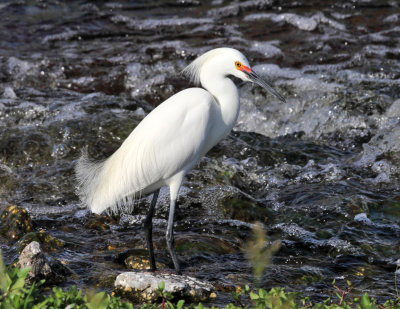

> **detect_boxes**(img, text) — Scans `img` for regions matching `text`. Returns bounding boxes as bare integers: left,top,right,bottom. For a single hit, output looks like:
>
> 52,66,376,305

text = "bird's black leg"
166,198,181,274
144,189,160,271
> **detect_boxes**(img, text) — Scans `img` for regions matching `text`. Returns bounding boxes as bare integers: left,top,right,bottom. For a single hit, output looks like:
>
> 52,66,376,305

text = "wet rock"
80,3,99,13
5,57,32,79
273,223,361,256
319,127,372,152
114,271,215,303
356,119,400,170
0,131,53,167
219,194,271,223
0,204,34,241
386,98,400,117
175,234,237,255
244,11,344,32
354,213,372,225
2,86,17,99
250,42,283,59
0,165,18,201
42,28,79,44
383,14,398,23
85,214,118,231
115,249,167,270
207,3,240,18
16,229,65,253
208,0,273,18
124,255,165,270
244,13,317,31
111,14,212,32
17,241,70,284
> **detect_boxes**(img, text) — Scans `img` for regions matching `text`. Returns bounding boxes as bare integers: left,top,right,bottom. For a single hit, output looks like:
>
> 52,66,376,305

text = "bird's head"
183,47,286,103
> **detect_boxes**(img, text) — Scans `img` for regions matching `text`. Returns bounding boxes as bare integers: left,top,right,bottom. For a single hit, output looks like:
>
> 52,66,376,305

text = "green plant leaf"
0,250,8,292
17,267,31,279
360,293,372,309
3,273,12,292
158,280,165,292
258,288,267,299
250,291,260,300
11,277,26,291
176,299,185,309
86,291,109,309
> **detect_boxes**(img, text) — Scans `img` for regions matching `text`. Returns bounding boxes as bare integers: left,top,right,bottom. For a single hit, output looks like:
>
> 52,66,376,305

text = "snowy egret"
75,47,285,273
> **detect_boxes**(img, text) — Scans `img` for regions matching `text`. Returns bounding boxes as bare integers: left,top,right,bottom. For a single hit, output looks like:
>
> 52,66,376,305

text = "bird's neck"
202,75,240,130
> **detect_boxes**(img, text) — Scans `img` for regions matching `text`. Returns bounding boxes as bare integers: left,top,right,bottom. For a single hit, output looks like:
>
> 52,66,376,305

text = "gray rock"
17,241,69,284
114,271,216,303
3,86,17,99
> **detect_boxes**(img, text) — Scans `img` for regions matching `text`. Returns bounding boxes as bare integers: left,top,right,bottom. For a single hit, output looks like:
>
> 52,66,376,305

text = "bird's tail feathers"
75,147,140,215
75,147,103,213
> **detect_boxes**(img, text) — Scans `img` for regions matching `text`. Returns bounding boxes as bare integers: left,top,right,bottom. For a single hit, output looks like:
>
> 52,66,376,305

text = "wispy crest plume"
181,48,229,85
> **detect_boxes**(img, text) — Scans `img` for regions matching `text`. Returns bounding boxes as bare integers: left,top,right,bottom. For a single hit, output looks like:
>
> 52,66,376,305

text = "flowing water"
1,0,400,305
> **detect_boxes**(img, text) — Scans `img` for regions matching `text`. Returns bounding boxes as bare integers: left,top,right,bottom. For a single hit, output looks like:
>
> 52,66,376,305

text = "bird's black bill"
245,71,286,103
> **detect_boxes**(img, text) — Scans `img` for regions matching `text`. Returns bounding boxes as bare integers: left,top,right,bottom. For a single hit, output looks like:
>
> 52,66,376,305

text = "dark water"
1,0,400,305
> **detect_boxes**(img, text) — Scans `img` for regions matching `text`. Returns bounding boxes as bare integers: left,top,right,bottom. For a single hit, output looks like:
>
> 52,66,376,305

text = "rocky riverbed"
0,0,399,305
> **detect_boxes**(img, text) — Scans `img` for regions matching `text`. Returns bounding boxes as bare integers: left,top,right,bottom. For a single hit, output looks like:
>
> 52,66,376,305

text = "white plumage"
75,47,285,273
76,88,215,214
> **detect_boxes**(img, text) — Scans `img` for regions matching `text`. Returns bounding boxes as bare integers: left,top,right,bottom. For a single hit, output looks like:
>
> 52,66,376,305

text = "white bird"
75,47,285,273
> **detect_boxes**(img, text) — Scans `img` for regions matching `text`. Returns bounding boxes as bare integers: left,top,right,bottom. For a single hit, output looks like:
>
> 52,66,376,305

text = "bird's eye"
235,61,242,69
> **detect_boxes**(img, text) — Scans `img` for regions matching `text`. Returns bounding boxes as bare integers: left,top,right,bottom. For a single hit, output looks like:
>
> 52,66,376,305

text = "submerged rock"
219,194,271,223
85,214,118,231
0,204,34,241
16,229,65,253
17,241,70,284
114,272,215,303
123,255,163,270
115,249,167,270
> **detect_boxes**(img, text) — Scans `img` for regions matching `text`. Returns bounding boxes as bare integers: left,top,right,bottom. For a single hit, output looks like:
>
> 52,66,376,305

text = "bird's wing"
123,87,216,186
83,88,216,213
